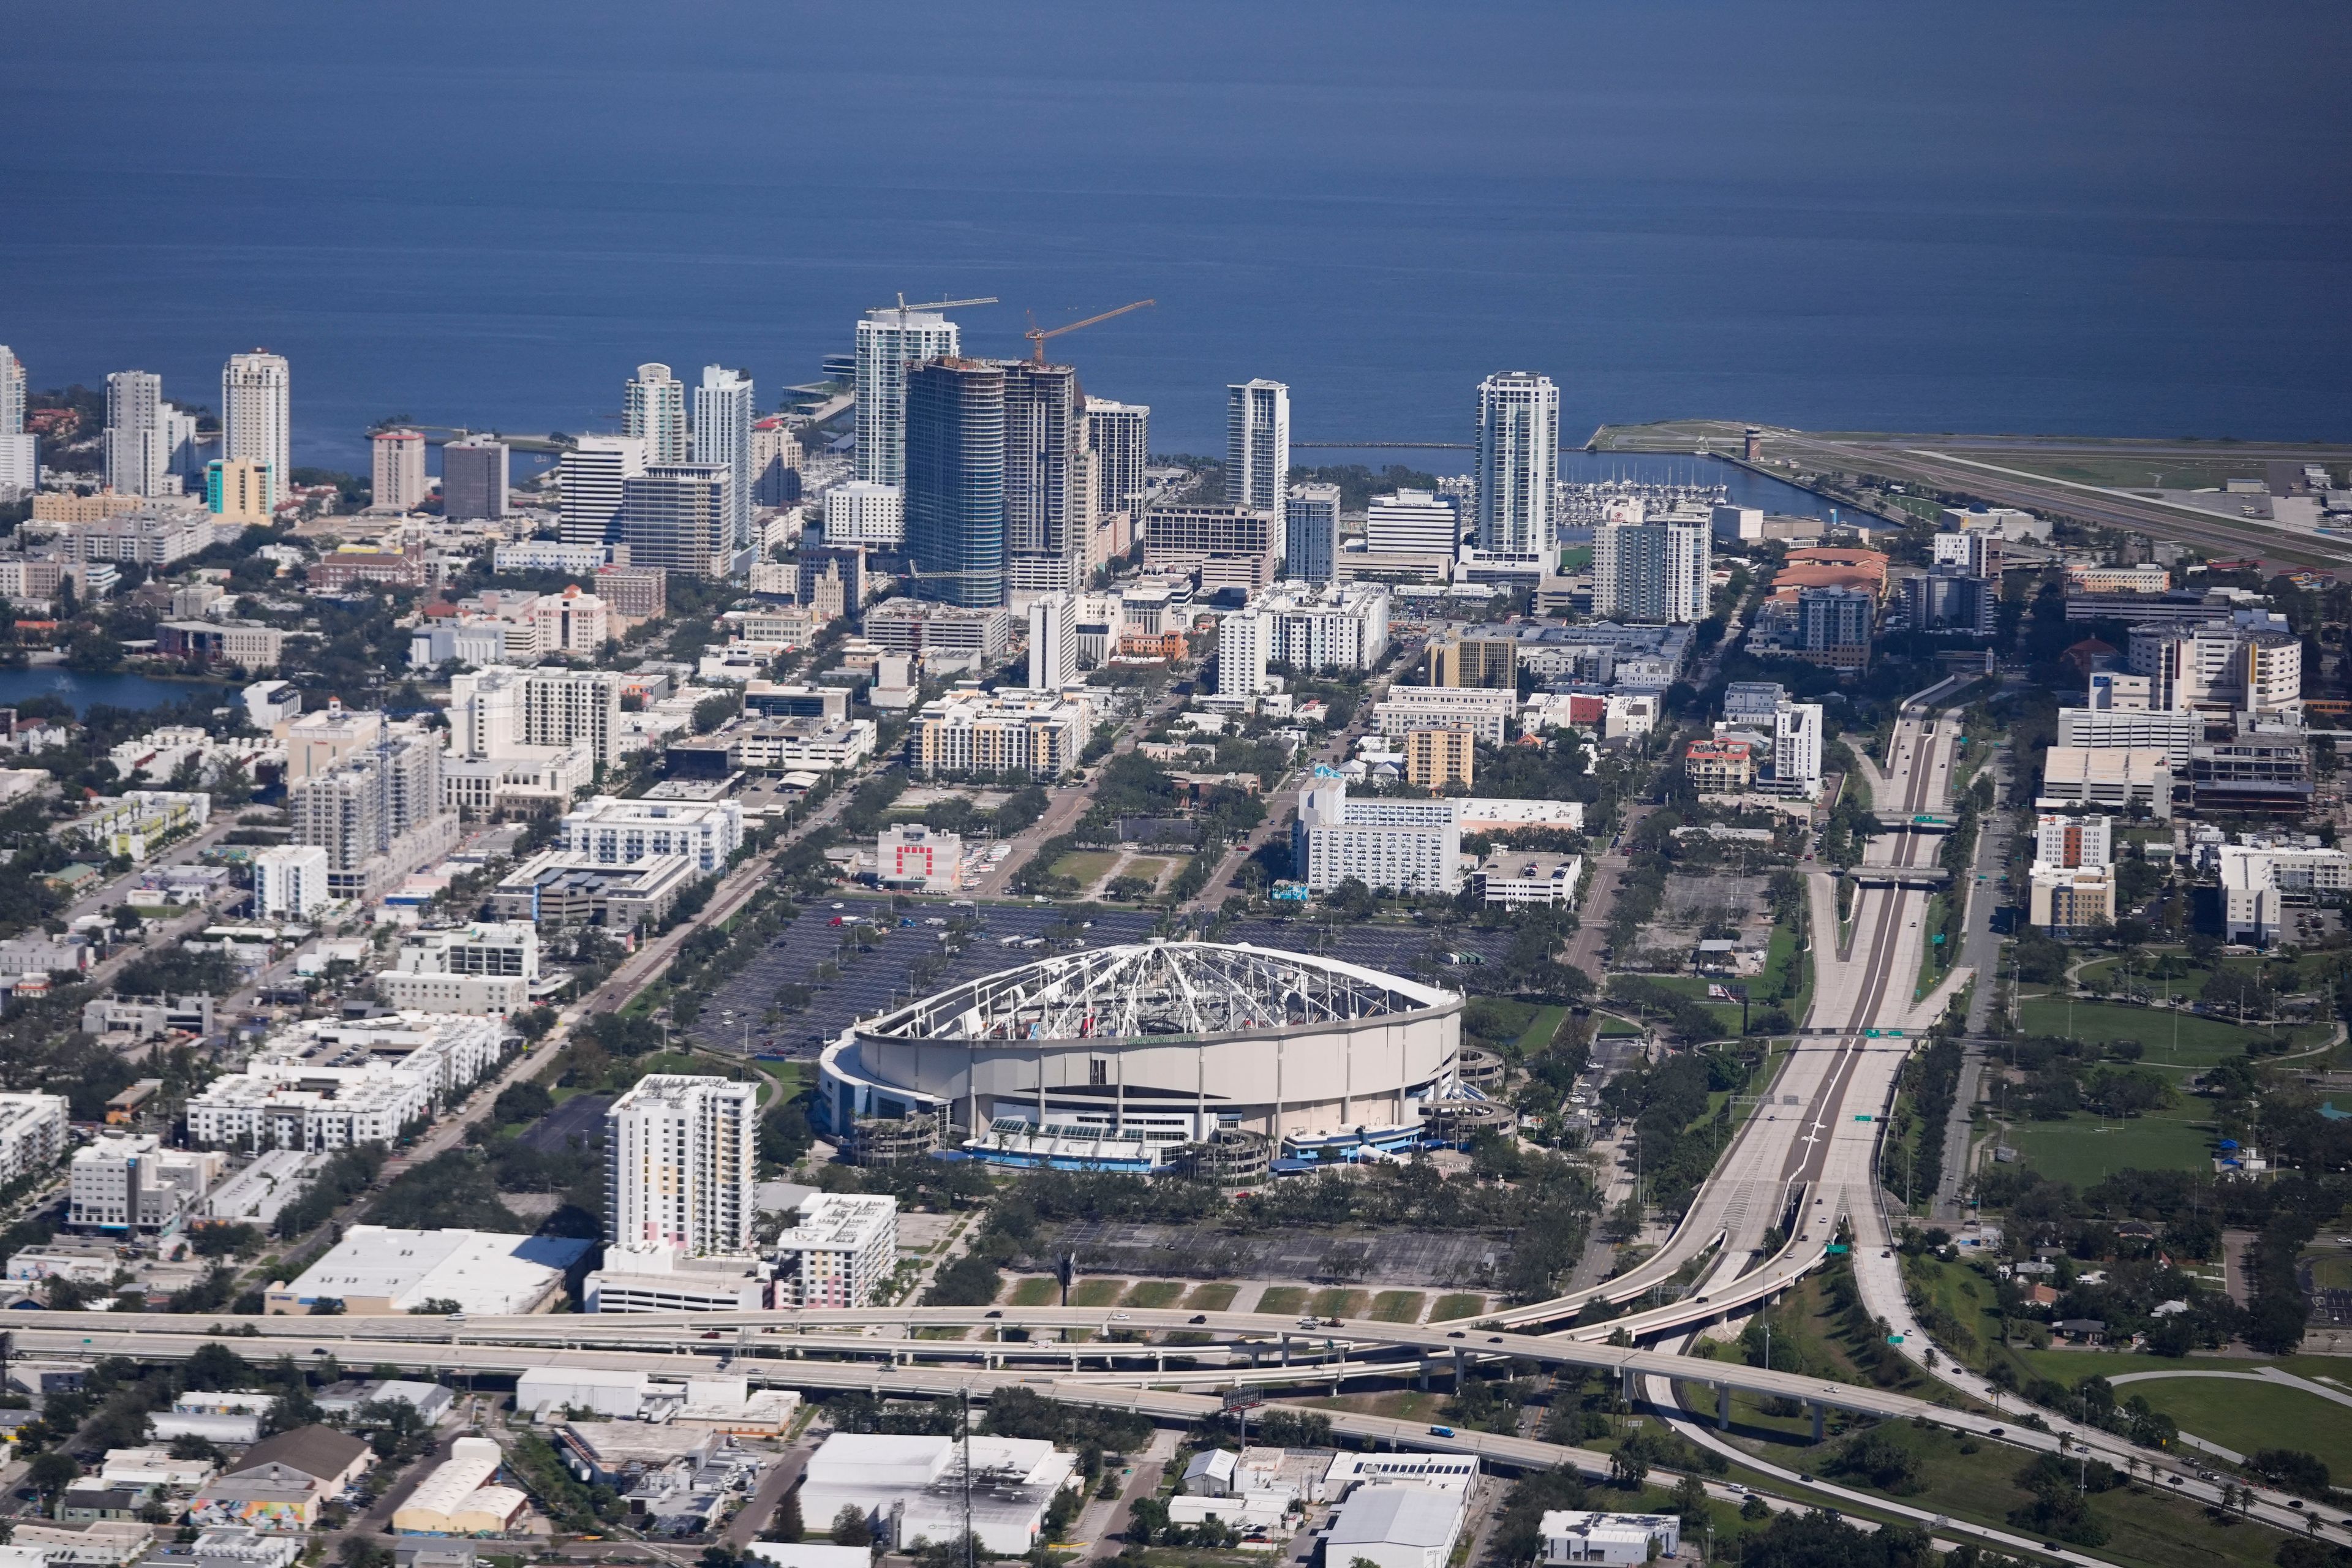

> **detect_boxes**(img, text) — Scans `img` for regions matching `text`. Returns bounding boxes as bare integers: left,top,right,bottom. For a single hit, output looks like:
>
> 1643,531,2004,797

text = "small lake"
0,667,233,714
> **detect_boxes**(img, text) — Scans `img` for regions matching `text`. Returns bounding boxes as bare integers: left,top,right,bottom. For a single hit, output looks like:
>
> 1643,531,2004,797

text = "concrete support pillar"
1417,1360,1430,1393
1156,1351,1164,1372
1452,1347,1466,1392
1811,1401,1825,1442
1717,1384,1732,1431
1281,1334,1291,1367
1620,1366,1638,1403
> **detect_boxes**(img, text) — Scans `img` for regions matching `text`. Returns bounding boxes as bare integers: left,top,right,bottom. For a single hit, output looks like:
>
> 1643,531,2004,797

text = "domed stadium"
816,940,1465,1171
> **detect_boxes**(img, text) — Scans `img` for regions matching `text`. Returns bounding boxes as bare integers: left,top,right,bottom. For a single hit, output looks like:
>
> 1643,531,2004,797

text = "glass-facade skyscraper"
905,359,1006,608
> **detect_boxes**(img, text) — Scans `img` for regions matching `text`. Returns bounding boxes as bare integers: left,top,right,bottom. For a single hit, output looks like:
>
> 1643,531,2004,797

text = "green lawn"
1369,1290,1427,1323
1006,1275,1059,1306
1256,1286,1308,1315
1514,1006,1569,1055
2004,1103,2217,1186
1595,1014,1645,1038
1068,1278,1129,1307
2120,1374,2352,1477
1308,1287,1370,1318
1428,1292,1486,1322
1181,1282,1239,1311
1913,892,1953,1001
2014,998,2315,1065
1049,851,1122,886
1120,1280,1186,1309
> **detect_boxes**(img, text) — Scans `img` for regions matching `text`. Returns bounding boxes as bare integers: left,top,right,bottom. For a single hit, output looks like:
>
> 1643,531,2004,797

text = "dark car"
1189,1314,1207,1325
1447,1330,1466,1339
984,1310,1003,1318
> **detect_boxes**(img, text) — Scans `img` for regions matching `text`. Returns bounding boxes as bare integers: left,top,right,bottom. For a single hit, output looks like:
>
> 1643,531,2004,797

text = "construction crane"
1024,299,1155,364
878,293,999,315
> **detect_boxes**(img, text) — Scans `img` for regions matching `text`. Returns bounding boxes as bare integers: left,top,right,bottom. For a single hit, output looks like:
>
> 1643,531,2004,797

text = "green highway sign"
1853,1114,1873,1122
1825,1244,1849,1255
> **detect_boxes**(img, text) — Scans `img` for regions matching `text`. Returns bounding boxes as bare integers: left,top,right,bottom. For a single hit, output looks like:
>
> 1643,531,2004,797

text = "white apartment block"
104,371,173,498
1593,510,1710,623
221,352,290,512
1475,372,1558,561
185,1014,502,1152
606,1075,757,1256
625,363,688,463
562,795,744,874
1248,581,1392,673
856,307,960,486
1226,379,1290,517
1028,592,1076,690
1086,398,1150,520
1366,490,1461,557
774,1193,899,1308
377,922,541,1017
0,1095,69,1183
254,843,332,918
559,435,647,548
695,364,755,548
2222,845,2352,945
823,481,905,548
447,666,626,767
1373,685,1515,745
1216,606,1271,698
1294,783,1462,894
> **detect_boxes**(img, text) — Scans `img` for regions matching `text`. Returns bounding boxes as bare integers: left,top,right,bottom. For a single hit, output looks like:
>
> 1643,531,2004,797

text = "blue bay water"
1,1,2347,471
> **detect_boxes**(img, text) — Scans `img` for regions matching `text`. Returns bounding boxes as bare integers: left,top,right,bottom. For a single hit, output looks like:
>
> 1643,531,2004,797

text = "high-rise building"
442,437,509,521
161,402,202,485
289,733,443,872
694,365,755,549
604,1075,757,1255
1796,586,1875,671
371,429,428,512
559,435,647,548
103,371,172,497
0,349,29,499
855,304,961,486
221,351,290,511
750,417,802,507
1003,361,1085,573
1216,606,1270,697
1593,511,1710,623
624,363,688,464
1283,482,1340,583
1474,372,1558,561
1366,489,1461,556
1027,591,1076,690
619,463,731,578
1226,379,1289,518
905,358,1006,609
1085,398,1150,522
451,665,627,767
206,459,274,524
0,346,22,437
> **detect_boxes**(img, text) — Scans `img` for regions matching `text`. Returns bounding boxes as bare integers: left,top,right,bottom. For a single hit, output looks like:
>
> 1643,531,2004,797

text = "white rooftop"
278,1226,589,1313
